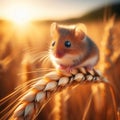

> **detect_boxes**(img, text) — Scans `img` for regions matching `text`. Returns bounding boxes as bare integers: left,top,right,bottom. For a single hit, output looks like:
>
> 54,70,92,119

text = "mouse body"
49,22,99,72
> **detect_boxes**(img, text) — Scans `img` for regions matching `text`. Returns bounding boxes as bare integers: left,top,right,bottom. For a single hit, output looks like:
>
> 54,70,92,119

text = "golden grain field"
0,16,120,120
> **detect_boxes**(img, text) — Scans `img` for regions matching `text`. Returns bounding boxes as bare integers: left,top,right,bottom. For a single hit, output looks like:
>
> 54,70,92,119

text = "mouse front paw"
65,66,73,73
58,65,73,74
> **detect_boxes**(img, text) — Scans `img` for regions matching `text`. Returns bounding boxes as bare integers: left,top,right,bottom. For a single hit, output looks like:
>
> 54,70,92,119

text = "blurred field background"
0,0,120,120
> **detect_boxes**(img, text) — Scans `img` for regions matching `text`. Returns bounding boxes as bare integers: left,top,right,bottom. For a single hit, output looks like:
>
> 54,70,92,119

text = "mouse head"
50,22,87,59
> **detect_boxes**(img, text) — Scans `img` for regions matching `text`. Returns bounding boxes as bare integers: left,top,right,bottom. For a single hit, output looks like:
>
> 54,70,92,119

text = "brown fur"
50,23,87,56
50,23,99,69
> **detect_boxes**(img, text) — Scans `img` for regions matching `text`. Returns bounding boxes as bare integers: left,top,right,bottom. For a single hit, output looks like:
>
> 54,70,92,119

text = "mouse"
49,22,99,73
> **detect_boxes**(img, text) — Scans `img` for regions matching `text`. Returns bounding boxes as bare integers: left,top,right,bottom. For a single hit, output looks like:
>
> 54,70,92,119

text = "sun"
10,8,31,25
6,3,33,25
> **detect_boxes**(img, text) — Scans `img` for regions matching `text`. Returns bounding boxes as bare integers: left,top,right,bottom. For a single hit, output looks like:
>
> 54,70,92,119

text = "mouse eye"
51,41,55,47
64,40,71,48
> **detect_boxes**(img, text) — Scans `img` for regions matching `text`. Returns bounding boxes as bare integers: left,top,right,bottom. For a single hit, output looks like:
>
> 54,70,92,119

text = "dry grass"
0,17,120,120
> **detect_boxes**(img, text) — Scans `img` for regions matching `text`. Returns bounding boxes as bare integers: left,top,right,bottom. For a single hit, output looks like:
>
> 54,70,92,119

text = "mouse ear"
75,24,87,40
50,22,58,37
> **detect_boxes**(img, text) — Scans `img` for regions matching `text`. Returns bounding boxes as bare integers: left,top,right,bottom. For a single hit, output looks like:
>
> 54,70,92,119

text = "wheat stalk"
2,67,107,120
0,67,108,120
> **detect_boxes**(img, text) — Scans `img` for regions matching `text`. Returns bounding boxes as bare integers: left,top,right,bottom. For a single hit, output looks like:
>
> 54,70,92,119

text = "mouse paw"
59,65,73,74
65,66,73,73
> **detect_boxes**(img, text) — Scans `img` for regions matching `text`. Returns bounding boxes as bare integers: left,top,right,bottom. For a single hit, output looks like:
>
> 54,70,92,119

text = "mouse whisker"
30,51,49,63
42,55,50,64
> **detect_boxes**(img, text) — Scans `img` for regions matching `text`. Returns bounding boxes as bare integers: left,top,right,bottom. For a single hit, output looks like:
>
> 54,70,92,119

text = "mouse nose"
54,50,64,58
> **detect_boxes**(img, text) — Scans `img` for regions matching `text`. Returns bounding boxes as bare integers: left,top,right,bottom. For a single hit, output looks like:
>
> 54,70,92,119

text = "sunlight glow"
5,3,33,25
10,8,30,25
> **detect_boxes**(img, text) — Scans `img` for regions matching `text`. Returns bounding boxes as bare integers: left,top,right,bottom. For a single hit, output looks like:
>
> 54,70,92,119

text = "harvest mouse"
49,22,99,72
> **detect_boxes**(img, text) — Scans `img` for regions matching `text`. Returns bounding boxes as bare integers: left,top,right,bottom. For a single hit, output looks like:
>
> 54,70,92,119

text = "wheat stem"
6,67,108,119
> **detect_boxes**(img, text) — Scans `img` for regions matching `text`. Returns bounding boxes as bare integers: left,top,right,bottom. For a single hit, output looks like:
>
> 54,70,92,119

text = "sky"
0,0,120,21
